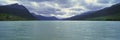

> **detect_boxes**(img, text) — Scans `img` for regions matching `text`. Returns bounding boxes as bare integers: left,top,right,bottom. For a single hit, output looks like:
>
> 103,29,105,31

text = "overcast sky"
0,0,120,19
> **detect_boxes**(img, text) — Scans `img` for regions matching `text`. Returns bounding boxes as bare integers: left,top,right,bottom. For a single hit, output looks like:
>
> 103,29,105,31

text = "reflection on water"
0,21,120,40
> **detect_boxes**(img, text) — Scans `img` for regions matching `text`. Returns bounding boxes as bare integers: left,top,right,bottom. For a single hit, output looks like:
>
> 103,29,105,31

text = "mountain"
31,13,58,20
1,3,120,21
0,3,37,21
65,3,120,21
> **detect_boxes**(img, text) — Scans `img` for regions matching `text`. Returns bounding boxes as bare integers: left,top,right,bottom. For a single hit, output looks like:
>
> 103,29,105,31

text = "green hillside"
86,13,120,21
0,13,33,21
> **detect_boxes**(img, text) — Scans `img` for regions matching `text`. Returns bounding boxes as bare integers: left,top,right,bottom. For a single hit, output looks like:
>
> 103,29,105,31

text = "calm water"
0,21,120,40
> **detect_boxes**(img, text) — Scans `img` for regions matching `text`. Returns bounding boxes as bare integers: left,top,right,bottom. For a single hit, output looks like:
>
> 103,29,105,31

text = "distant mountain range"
31,13,58,20
0,3,120,21
65,3,120,21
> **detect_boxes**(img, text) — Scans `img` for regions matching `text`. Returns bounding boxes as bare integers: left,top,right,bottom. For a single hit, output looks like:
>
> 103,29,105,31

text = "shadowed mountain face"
65,3,120,21
0,3,37,20
0,3,59,20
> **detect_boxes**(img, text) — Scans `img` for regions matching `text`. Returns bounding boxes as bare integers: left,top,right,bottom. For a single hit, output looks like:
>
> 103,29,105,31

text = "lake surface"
0,21,120,40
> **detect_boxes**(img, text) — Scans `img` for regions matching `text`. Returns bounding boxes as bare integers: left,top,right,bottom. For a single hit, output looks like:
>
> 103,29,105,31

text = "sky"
0,0,120,19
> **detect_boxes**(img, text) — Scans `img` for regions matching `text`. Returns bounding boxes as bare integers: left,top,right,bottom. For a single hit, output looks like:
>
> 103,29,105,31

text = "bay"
0,21,120,40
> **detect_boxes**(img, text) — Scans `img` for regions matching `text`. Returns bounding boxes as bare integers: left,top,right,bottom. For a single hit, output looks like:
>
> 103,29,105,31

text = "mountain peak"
0,3,37,20
11,3,19,5
6,3,21,6
3,3,26,10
